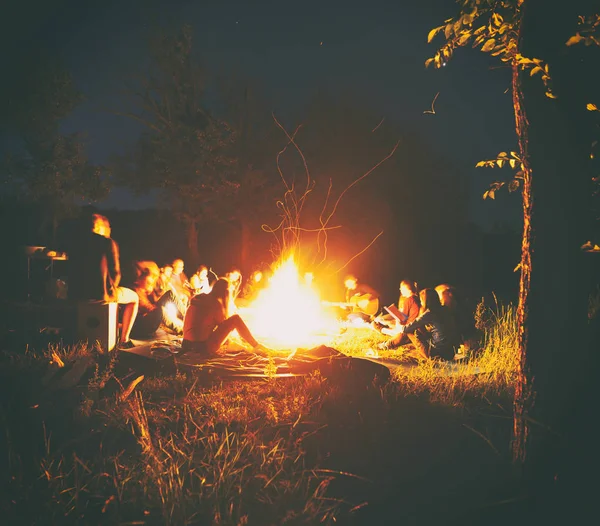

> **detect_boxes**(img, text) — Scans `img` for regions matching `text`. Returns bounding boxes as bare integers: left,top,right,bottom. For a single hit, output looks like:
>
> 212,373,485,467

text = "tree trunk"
186,219,200,266
513,0,597,515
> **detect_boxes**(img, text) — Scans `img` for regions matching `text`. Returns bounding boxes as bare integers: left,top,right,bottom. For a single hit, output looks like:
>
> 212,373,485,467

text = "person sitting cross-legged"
380,288,458,361
181,277,270,355
374,279,421,347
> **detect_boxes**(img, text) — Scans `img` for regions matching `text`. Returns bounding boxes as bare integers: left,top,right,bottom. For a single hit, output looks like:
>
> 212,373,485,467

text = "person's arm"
406,297,421,325
109,239,121,289
402,310,433,334
137,290,156,314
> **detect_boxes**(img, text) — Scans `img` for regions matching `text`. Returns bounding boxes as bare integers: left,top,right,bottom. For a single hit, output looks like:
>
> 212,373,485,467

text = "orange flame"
239,256,338,349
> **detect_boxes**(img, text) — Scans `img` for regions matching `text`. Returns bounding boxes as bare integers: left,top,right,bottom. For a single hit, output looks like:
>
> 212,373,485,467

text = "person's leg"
407,332,430,361
117,287,139,342
206,314,259,353
131,309,163,338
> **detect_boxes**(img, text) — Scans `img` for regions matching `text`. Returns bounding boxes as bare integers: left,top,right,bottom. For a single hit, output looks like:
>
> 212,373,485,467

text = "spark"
423,91,440,115
372,117,385,132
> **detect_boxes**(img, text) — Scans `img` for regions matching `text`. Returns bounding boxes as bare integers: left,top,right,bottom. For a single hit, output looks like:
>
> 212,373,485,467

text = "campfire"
237,256,340,349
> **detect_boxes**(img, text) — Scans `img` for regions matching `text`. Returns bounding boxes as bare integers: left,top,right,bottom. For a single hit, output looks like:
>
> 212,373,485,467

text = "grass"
0,299,522,525
332,298,519,405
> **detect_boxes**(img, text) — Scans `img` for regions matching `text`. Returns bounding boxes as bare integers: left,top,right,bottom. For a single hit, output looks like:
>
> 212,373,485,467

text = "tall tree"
113,25,240,264
426,0,599,513
1,55,107,243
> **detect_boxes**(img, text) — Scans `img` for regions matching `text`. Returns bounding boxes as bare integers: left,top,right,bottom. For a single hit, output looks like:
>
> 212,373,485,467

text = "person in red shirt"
376,279,421,348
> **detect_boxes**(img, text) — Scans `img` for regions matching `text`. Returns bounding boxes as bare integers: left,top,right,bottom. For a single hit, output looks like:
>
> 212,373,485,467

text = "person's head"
399,279,418,298
227,268,241,283
196,265,209,280
172,259,184,275
419,288,442,314
161,265,173,279
435,284,454,307
92,214,111,238
344,275,358,291
211,278,230,304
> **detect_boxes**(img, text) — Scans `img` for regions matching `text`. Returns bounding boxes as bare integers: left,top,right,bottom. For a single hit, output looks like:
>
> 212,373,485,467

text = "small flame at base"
240,256,339,349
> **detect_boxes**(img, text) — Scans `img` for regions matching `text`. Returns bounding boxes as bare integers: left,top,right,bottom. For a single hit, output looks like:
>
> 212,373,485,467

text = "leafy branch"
476,151,524,199
426,0,555,98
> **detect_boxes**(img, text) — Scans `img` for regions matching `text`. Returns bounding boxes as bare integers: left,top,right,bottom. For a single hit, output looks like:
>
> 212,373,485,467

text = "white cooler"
77,301,118,352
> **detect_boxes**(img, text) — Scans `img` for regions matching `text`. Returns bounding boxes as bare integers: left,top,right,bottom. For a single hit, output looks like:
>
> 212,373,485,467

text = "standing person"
182,278,269,355
68,214,139,349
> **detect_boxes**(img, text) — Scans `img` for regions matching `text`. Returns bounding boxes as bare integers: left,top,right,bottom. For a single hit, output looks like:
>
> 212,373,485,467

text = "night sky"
2,0,521,229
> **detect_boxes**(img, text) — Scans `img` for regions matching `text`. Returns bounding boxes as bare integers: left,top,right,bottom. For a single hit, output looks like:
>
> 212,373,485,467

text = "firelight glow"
238,256,338,349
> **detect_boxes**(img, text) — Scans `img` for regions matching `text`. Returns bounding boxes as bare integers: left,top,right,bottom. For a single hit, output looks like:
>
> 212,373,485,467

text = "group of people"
69,213,473,361
343,276,474,361
68,213,266,353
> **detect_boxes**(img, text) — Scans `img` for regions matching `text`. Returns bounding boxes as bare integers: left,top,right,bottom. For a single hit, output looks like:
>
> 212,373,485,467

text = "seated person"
344,275,380,323
131,263,184,338
170,258,192,300
375,279,421,346
435,284,477,346
181,278,268,355
156,264,174,295
189,265,212,295
68,213,139,349
380,288,458,361
133,260,160,287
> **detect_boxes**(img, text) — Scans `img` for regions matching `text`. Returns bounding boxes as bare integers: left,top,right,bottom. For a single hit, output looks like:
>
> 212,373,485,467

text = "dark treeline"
2,197,523,309
0,24,539,308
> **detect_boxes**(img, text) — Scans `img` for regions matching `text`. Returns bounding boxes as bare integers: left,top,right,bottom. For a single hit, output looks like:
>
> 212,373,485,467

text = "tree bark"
186,219,200,266
513,0,597,515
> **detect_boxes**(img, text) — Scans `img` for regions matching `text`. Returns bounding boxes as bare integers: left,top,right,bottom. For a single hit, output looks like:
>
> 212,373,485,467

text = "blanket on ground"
120,340,391,387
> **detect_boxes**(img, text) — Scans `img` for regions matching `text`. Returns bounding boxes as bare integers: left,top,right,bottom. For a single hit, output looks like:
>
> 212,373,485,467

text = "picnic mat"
123,333,484,382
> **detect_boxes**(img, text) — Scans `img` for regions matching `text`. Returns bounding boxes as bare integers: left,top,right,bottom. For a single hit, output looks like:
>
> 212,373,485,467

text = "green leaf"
444,23,453,40
427,26,442,43
458,32,471,45
530,66,544,76
481,38,496,52
565,33,584,46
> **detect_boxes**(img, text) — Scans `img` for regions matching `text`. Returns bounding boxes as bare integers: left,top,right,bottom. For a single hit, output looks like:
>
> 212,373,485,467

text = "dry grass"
331,299,519,405
1,298,520,524
20,369,344,525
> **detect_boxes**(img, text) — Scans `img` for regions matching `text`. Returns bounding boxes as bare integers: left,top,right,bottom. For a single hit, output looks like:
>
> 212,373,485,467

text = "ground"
0,299,529,525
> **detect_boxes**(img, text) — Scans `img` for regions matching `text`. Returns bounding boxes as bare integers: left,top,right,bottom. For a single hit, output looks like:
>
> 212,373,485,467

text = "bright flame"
253,271,263,283
163,302,183,331
239,256,339,349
